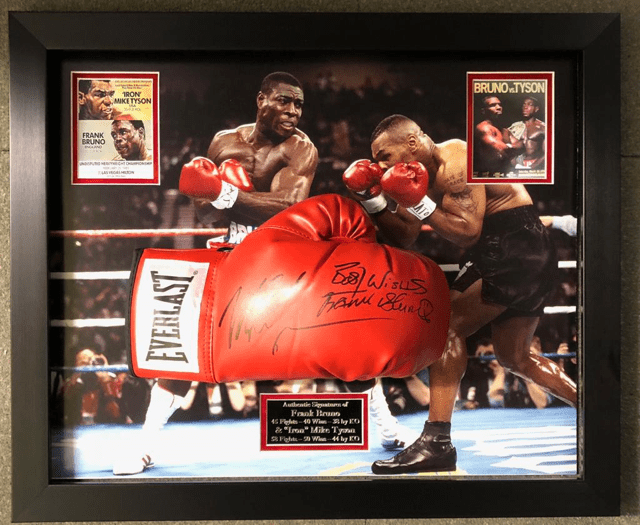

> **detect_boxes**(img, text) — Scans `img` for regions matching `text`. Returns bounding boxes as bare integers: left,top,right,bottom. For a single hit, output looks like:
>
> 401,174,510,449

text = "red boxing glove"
380,161,429,208
128,194,450,385
179,157,222,200
342,159,383,198
218,159,255,192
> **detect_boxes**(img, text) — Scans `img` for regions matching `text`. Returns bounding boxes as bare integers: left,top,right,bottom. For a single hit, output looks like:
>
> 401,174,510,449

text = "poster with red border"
71,72,160,185
467,72,554,184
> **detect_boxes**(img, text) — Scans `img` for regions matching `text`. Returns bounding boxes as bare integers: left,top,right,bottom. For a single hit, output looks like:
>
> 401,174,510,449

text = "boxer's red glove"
218,159,255,192
380,162,437,220
343,159,387,214
128,194,450,385
179,157,223,199
342,159,383,197
180,157,254,209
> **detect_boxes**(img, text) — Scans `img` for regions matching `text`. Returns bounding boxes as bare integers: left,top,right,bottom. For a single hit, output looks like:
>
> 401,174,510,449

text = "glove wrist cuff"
360,194,387,214
407,195,436,220
211,180,239,210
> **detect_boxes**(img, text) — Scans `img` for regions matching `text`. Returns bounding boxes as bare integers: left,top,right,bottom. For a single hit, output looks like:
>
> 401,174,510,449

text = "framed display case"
10,12,620,520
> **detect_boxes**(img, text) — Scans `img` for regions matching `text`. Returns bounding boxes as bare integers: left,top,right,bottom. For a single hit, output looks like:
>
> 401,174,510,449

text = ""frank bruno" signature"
217,262,435,352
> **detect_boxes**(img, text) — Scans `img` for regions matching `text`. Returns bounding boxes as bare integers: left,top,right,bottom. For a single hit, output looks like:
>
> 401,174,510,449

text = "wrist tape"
406,195,437,220
211,180,239,210
552,215,577,237
360,194,387,214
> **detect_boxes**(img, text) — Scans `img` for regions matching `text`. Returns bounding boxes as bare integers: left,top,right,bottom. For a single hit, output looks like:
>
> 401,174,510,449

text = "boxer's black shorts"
451,205,558,319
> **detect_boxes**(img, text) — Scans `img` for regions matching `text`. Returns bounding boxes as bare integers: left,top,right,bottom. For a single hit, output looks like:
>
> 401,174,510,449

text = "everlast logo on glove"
147,271,194,362
131,258,210,377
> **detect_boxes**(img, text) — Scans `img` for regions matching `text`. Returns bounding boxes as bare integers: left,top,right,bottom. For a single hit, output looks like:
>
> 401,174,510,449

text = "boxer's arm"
526,127,546,168
503,127,524,150
231,139,318,223
428,185,485,249
367,203,424,249
422,151,485,249
193,198,225,225
476,122,514,157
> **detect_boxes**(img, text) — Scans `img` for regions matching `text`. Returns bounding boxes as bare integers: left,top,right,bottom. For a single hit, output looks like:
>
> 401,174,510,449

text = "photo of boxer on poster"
72,72,160,185
467,72,554,184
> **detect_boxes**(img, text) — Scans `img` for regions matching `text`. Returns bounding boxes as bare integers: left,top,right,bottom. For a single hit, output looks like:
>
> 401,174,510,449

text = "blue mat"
52,406,577,479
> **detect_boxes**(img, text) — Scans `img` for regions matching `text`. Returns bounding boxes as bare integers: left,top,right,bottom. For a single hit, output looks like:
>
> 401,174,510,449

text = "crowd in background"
50,70,578,428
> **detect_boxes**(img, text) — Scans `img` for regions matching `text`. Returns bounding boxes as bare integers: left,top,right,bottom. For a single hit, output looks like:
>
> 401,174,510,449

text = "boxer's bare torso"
521,118,545,167
199,123,317,228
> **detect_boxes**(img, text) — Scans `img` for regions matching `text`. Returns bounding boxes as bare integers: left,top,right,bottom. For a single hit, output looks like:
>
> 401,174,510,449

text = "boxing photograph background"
48,53,579,481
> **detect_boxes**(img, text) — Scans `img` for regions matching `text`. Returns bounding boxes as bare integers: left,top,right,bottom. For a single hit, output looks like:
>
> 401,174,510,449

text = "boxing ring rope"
50,224,440,239
50,227,229,239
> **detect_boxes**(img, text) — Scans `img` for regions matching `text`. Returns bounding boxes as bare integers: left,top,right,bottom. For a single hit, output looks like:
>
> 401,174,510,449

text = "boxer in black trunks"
342,114,576,474
452,205,558,320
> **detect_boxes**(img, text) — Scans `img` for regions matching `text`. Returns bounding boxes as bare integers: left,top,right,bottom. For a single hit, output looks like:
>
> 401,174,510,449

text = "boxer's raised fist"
380,161,429,208
342,159,384,198
179,157,223,200
179,157,246,210
218,159,255,192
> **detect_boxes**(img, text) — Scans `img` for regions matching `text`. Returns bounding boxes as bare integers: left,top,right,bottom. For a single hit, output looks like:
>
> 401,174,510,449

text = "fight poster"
71,72,160,185
467,72,554,184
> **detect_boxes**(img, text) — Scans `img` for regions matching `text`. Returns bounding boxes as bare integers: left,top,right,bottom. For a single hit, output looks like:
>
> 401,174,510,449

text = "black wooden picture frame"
10,12,620,520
